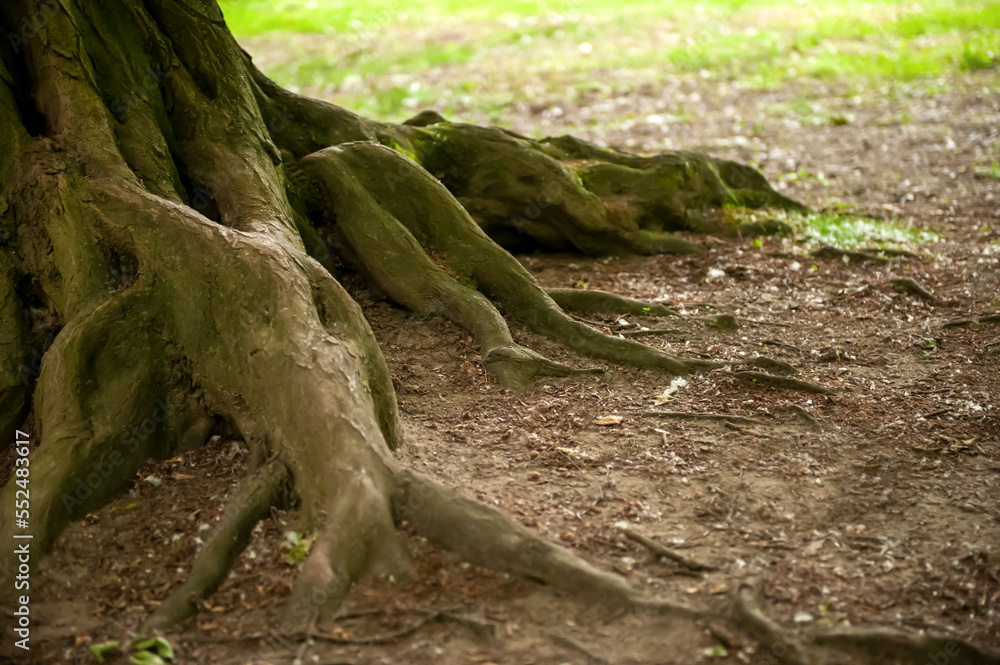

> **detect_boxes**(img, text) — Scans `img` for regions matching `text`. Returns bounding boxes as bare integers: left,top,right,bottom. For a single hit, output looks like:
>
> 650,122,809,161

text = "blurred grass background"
220,0,997,122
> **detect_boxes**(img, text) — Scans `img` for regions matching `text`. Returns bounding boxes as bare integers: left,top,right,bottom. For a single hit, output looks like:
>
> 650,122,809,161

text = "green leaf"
129,652,166,665
89,641,121,663
133,636,175,660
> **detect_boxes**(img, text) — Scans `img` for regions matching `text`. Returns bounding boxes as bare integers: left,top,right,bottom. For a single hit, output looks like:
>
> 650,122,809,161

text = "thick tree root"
144,459,290,632
297,147,603,390
296,143,720,379
734,584,811,665
545,288,679,318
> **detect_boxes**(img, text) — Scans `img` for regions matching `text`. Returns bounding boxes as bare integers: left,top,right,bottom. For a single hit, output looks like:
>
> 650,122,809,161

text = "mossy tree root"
297,147,602,390
295,142,720,379
4,2,994,662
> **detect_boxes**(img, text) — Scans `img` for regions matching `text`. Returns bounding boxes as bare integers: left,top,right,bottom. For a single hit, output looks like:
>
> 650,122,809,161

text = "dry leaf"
594,415,623,426
803,538,825,556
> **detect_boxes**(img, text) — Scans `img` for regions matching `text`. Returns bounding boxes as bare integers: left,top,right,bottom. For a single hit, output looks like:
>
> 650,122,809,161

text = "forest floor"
3,4,1000,665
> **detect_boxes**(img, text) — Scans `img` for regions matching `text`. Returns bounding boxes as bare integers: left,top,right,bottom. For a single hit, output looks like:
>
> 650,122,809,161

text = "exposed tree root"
740,357,800,376
295,146,601,390
943,313,1000,328
810,246,892,264
892,277,937,301
545,288,680,318
618,328,684,338
733,584,811,665
392,468,705,619
812,626,1000,665
733,371,837,395
638,411,762,426
144,459,290,631
624,529,716,572
296,142,721,379
3,3,996,663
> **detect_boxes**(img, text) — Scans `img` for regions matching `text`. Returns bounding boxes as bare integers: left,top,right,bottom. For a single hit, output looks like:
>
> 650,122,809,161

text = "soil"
2,57,998,665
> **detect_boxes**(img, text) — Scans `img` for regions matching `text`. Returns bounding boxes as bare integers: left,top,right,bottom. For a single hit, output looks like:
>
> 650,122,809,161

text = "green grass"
796,213,938,248
220,0,999,119
727,207,939,249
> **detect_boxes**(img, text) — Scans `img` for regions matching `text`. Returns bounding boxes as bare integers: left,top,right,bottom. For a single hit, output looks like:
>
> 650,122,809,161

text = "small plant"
90,637,175,664
751,238,763,248
973,162,1000,180
282,531,309,565
960,44,995,71
642,306,652,314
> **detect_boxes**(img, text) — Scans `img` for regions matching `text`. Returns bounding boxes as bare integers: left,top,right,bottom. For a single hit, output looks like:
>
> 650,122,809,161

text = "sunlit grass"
796,213,939,248
220,0,999,119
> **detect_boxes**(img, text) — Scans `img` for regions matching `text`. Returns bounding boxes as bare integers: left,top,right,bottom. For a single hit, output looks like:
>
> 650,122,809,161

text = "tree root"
623,529,716,572
637,411,762,427
545,288,680,318
892,278,937,301
943,313,1000,329
392,468,705,619
144,459,290,632
733,371,837,395
812,626,1000,665
733,584,811,665
617,328,684,338
810,246,891,264
740,357,800,376
295,142,721,380
297,146,603,390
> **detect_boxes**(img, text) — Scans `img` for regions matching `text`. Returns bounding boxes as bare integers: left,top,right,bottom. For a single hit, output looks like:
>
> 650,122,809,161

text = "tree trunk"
1,2,991,663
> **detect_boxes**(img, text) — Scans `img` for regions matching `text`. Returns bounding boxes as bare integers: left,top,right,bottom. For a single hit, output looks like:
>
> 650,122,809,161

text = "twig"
624,530,716,571
920,408,951,419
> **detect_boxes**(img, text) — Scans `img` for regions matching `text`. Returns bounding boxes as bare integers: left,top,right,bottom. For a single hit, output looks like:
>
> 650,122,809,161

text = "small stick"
624,530,716,571
636,410,761,426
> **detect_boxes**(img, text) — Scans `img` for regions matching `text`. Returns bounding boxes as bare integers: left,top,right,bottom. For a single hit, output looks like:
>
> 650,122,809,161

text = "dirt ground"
2,62,998,665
